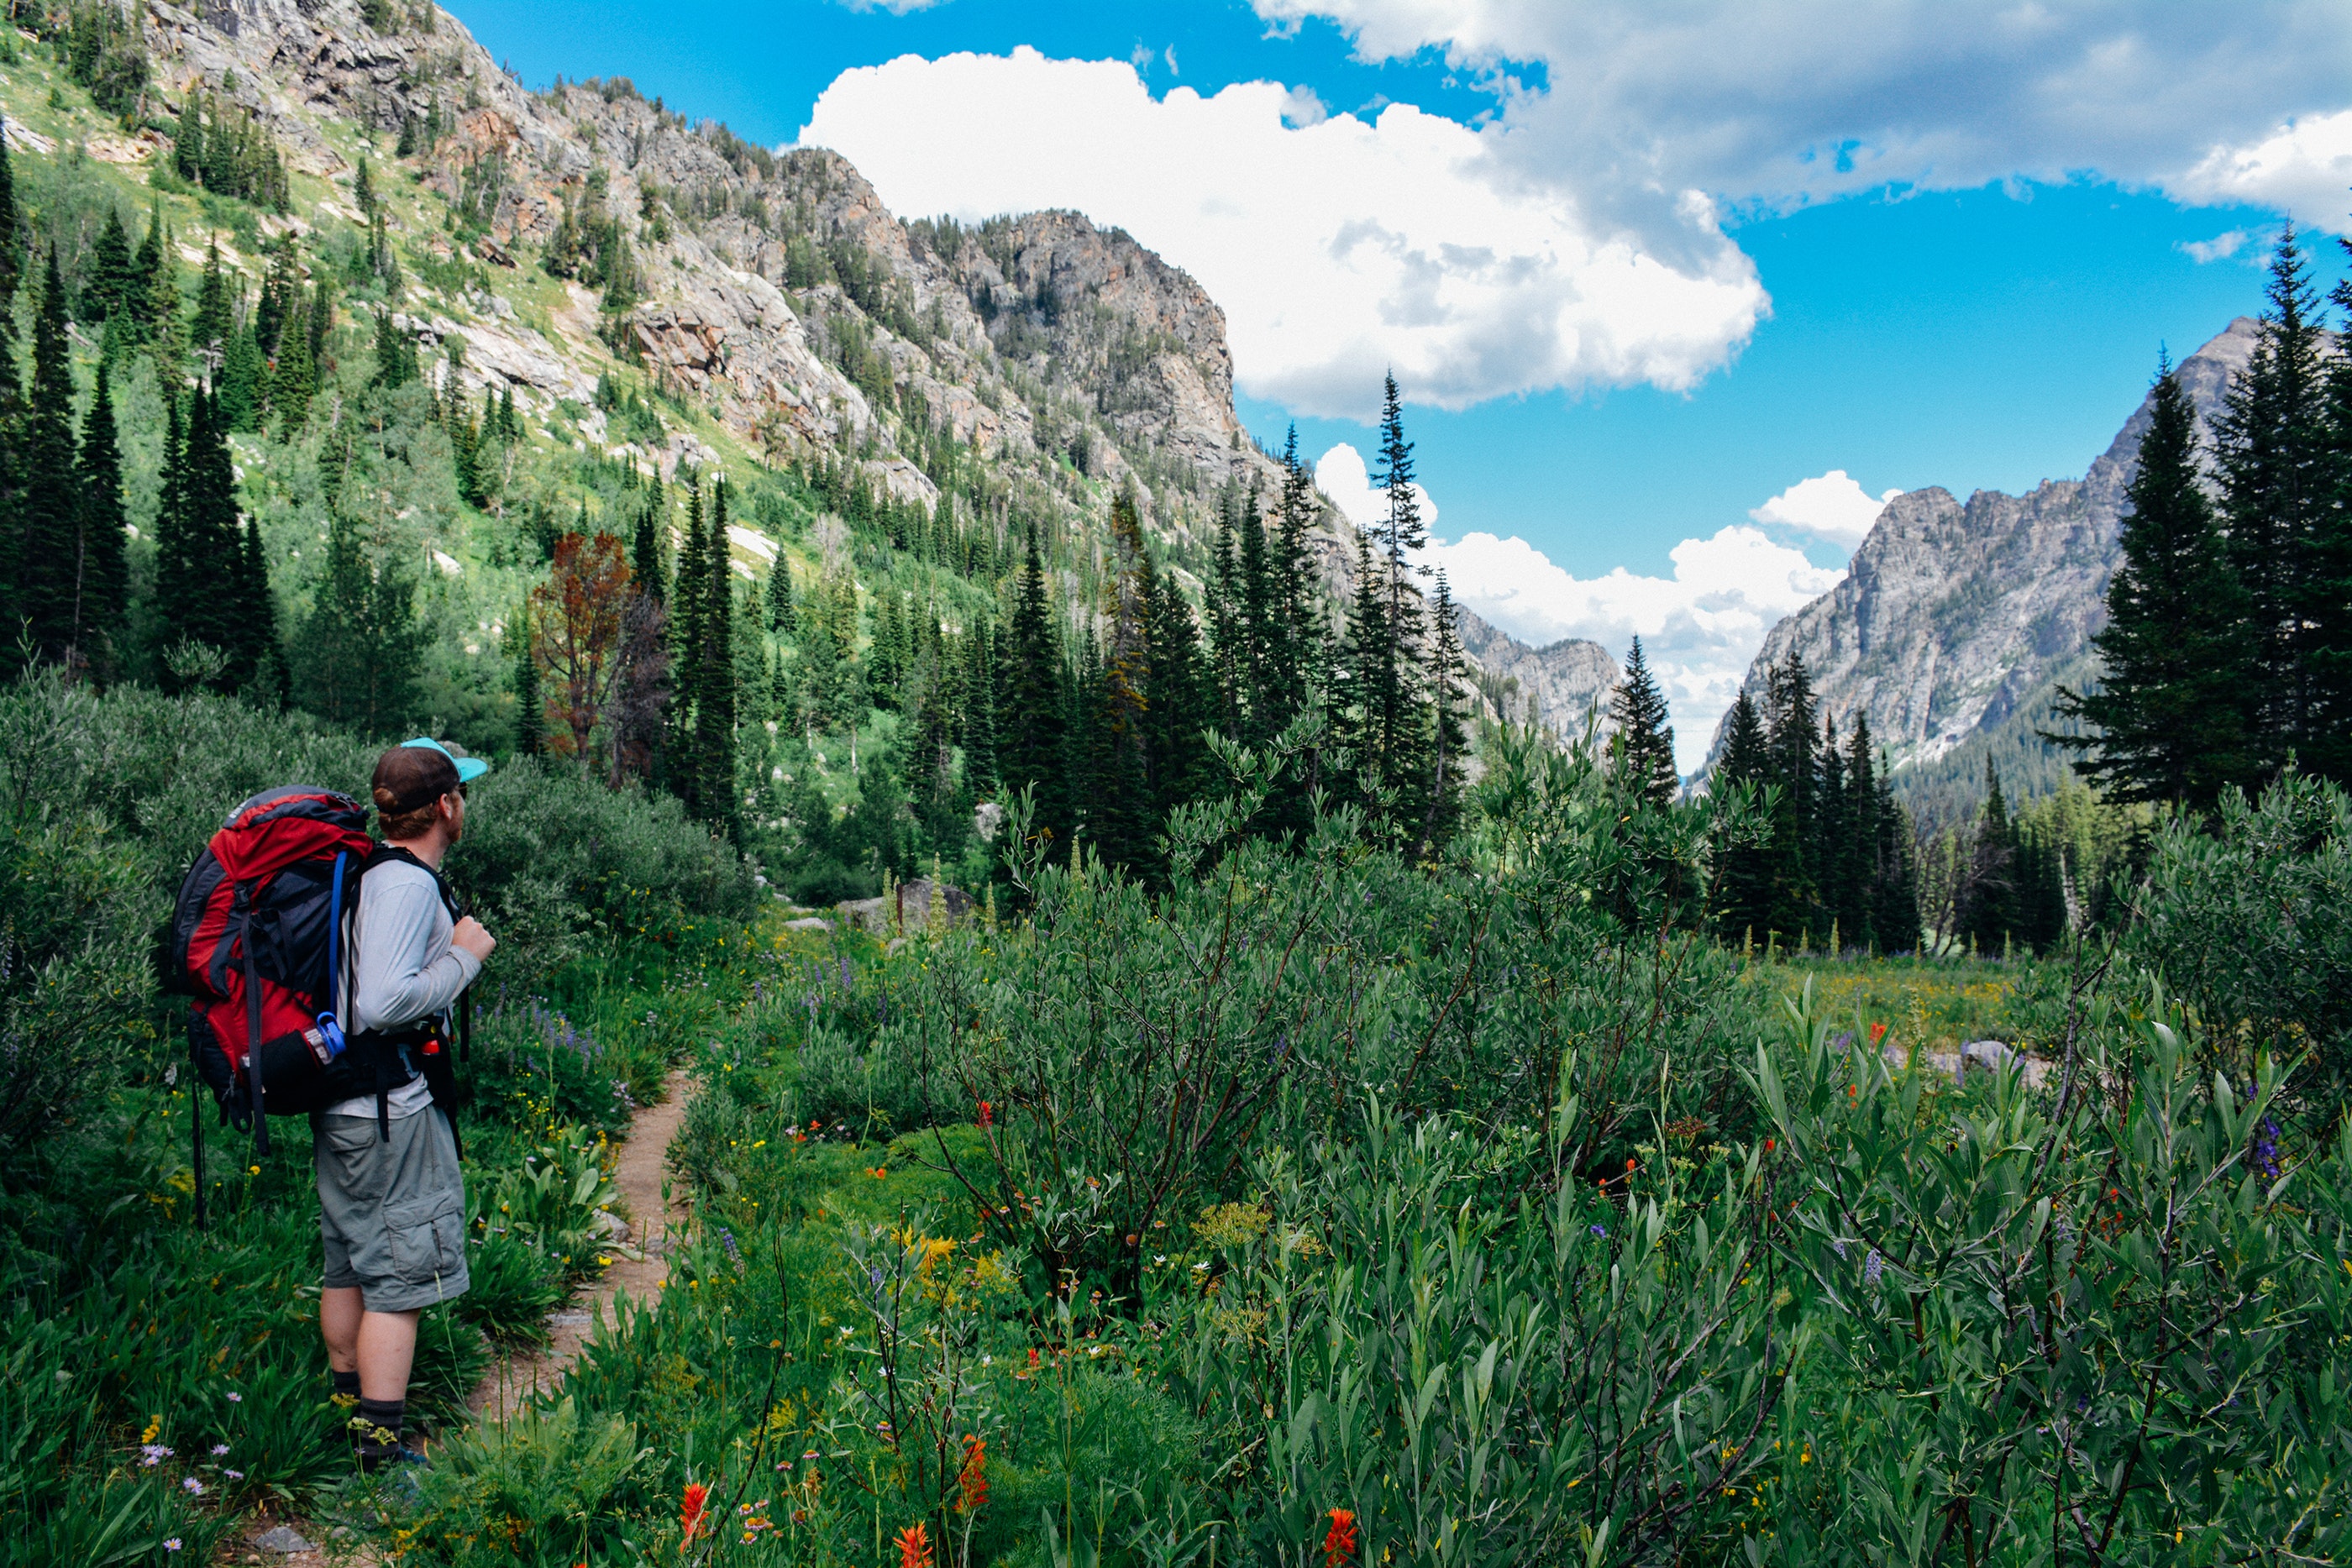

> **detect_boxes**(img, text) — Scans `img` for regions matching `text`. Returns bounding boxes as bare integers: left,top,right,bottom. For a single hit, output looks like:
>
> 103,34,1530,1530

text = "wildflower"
210,1445,229,1456
140,1444,173,1466
164,1541,181,1554
226,1392,242,1403
978,1100,994,1127
224,1470,244,1480
1322,1507,1358,1566
182,1477,204,1495
1589,1224,1607,1237
682,1481,711,1544
958,1435,989,1512
1865,1250,1884,1286
896,1521,936,1568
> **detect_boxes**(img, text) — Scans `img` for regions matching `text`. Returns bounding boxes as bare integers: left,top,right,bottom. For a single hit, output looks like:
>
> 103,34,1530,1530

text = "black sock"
331,1369,361,1403
354,1397,405,1467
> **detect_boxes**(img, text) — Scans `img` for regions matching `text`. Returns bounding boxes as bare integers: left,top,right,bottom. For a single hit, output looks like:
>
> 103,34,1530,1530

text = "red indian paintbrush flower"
1322,1507,1358,1566
681,1481,710,1545
896,1521,936,1568
958,1436,989,1513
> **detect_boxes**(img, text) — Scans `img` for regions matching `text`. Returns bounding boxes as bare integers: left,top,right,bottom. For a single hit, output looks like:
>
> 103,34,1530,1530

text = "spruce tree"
512,601,544,757
631,500,667,605
0,134,20,307
2213,225,2332,773
16,249,81,669
1762,653,1820,940
999,524,1068,846
190,240,233,372
1422,569,1470,849
1366,372,1430,800
1709,687,1777,941
83,207,132,323
291,511,421,733
1956,760,2019,954
2054,354,2258,812
766,555,793,632
2312,257,2352,785
690,478,738,832
1608,635,1678,810
71,364,129,683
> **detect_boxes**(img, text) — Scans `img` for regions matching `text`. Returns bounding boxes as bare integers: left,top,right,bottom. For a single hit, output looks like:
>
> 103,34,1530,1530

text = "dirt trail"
467,1066,698,1420
221,1070,697,1564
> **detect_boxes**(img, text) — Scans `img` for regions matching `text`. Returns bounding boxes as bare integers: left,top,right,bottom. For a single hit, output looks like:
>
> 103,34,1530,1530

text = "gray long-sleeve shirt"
324,857,482,1120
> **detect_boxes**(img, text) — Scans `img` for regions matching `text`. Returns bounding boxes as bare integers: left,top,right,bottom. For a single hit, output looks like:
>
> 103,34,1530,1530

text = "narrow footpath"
466,1066,696,1420
221,1069,697,1565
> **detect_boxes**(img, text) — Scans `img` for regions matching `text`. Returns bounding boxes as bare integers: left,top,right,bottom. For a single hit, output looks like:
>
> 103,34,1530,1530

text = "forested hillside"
0,0,1604,907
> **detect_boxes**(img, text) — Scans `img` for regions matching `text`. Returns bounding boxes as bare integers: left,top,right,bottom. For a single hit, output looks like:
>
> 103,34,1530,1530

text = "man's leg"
354,1307,422,1403
321,1287,363,1373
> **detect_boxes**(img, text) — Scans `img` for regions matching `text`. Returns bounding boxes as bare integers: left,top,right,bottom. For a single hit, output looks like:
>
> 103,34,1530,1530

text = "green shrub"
2125,768,2352,1121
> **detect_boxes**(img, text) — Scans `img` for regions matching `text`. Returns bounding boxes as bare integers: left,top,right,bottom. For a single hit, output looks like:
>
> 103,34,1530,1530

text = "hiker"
318,738,496,1471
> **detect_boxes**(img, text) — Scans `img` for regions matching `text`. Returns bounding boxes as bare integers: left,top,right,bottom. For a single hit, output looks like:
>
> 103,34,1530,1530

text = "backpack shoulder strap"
361,842,462,922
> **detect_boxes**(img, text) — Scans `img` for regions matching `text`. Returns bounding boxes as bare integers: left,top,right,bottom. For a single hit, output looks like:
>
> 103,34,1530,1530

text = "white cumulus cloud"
797,49,1767,416
1748,469,1901,548
1316,445,1841,773
2171,109,2352,233
1313,441,1438,534
2179,229,2256,265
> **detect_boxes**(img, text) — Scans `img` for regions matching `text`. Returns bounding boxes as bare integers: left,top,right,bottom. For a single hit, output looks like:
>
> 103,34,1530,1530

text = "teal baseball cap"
400,737,492,785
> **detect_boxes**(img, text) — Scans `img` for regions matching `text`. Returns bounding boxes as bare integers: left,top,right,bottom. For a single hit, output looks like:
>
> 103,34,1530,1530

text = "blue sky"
446,0,2352,763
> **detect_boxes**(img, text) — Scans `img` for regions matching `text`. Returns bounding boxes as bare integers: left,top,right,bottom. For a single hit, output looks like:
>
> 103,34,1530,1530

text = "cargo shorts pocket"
385,1189,464,1288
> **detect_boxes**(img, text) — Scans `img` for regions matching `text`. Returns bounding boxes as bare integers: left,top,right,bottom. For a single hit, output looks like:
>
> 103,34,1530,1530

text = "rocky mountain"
105,0,1607,713
1456,611,1620,736
1704,317,2260,801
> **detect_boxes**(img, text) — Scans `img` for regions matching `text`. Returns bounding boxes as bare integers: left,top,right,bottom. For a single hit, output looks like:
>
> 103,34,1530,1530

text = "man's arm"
354,869,481,1032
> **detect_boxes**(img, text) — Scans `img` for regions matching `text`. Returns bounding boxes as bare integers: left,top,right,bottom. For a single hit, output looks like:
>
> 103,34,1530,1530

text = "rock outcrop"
1707,317,2261,778
1455,609,1620,737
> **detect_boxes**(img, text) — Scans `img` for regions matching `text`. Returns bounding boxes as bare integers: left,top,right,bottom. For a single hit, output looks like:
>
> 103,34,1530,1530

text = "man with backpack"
318,738,496,1471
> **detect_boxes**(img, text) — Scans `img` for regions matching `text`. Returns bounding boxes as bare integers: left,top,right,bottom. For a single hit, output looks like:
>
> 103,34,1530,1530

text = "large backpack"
164,786,460,1225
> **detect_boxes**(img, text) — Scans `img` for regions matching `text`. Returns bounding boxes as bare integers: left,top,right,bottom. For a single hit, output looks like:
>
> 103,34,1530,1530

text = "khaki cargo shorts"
313,1109,470,1314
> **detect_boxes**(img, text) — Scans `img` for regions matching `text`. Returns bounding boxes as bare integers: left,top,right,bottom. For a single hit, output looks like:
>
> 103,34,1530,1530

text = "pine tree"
291,511,422,734
1870,766,1924,955
1608,636,1678,810
690,478,739,832
354,154,376,223
189,240,233,373
2054,354,2258,812
765,555,793,632
1762,653,1820,940
2213,225,2333,774
71,364,129,683
1000,524,1068,846
1366,372,1430,802
1336,528,1391,815
512,600,544,757
632,500,667,605
0,134,21,307
2310,258,2352,785
1956,759,2019,954
1422,569,1470,849
1709,687,1777,941
83,207,132,324
16,249,81,669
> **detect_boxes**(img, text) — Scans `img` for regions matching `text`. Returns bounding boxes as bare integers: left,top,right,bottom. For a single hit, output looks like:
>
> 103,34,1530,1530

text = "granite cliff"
1707,317,2260,801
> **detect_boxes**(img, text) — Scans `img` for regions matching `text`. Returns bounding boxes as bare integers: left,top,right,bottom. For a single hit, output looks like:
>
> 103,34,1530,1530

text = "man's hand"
452,915,496,964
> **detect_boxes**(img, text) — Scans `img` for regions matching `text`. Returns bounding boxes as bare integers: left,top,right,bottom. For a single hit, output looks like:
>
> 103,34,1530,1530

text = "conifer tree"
1608,636,1678,810
291,511,421,734
999,524,1068,846
961,618,998,793
1956,759,2019,953
0,134,20,307
765,555,793,632
2310,258,2352,784
1762,653,1820,940
631,500,667,606
71,364,129,683
2055,354,2258,812
689,478,738,832
16,249,81,669
190,240,233,372
512,600,544,757
1364,372,1430,801
2213,225,2333,773
1422,569,1471,849
83,207,132,323
1709,687,1777,941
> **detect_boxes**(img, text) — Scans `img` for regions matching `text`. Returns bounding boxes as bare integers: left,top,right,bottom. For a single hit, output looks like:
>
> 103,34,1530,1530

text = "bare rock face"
1706,317,2262,775
1454,608,1620,738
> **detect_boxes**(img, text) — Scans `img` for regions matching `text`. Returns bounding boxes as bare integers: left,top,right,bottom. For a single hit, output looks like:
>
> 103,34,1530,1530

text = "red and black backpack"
164,785,466,1223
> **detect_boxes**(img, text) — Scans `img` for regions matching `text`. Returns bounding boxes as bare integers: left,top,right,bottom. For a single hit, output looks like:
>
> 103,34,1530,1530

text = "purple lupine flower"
721,1228,743,1266
1589,1224,1607,1237
1864,1250,1883,1286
